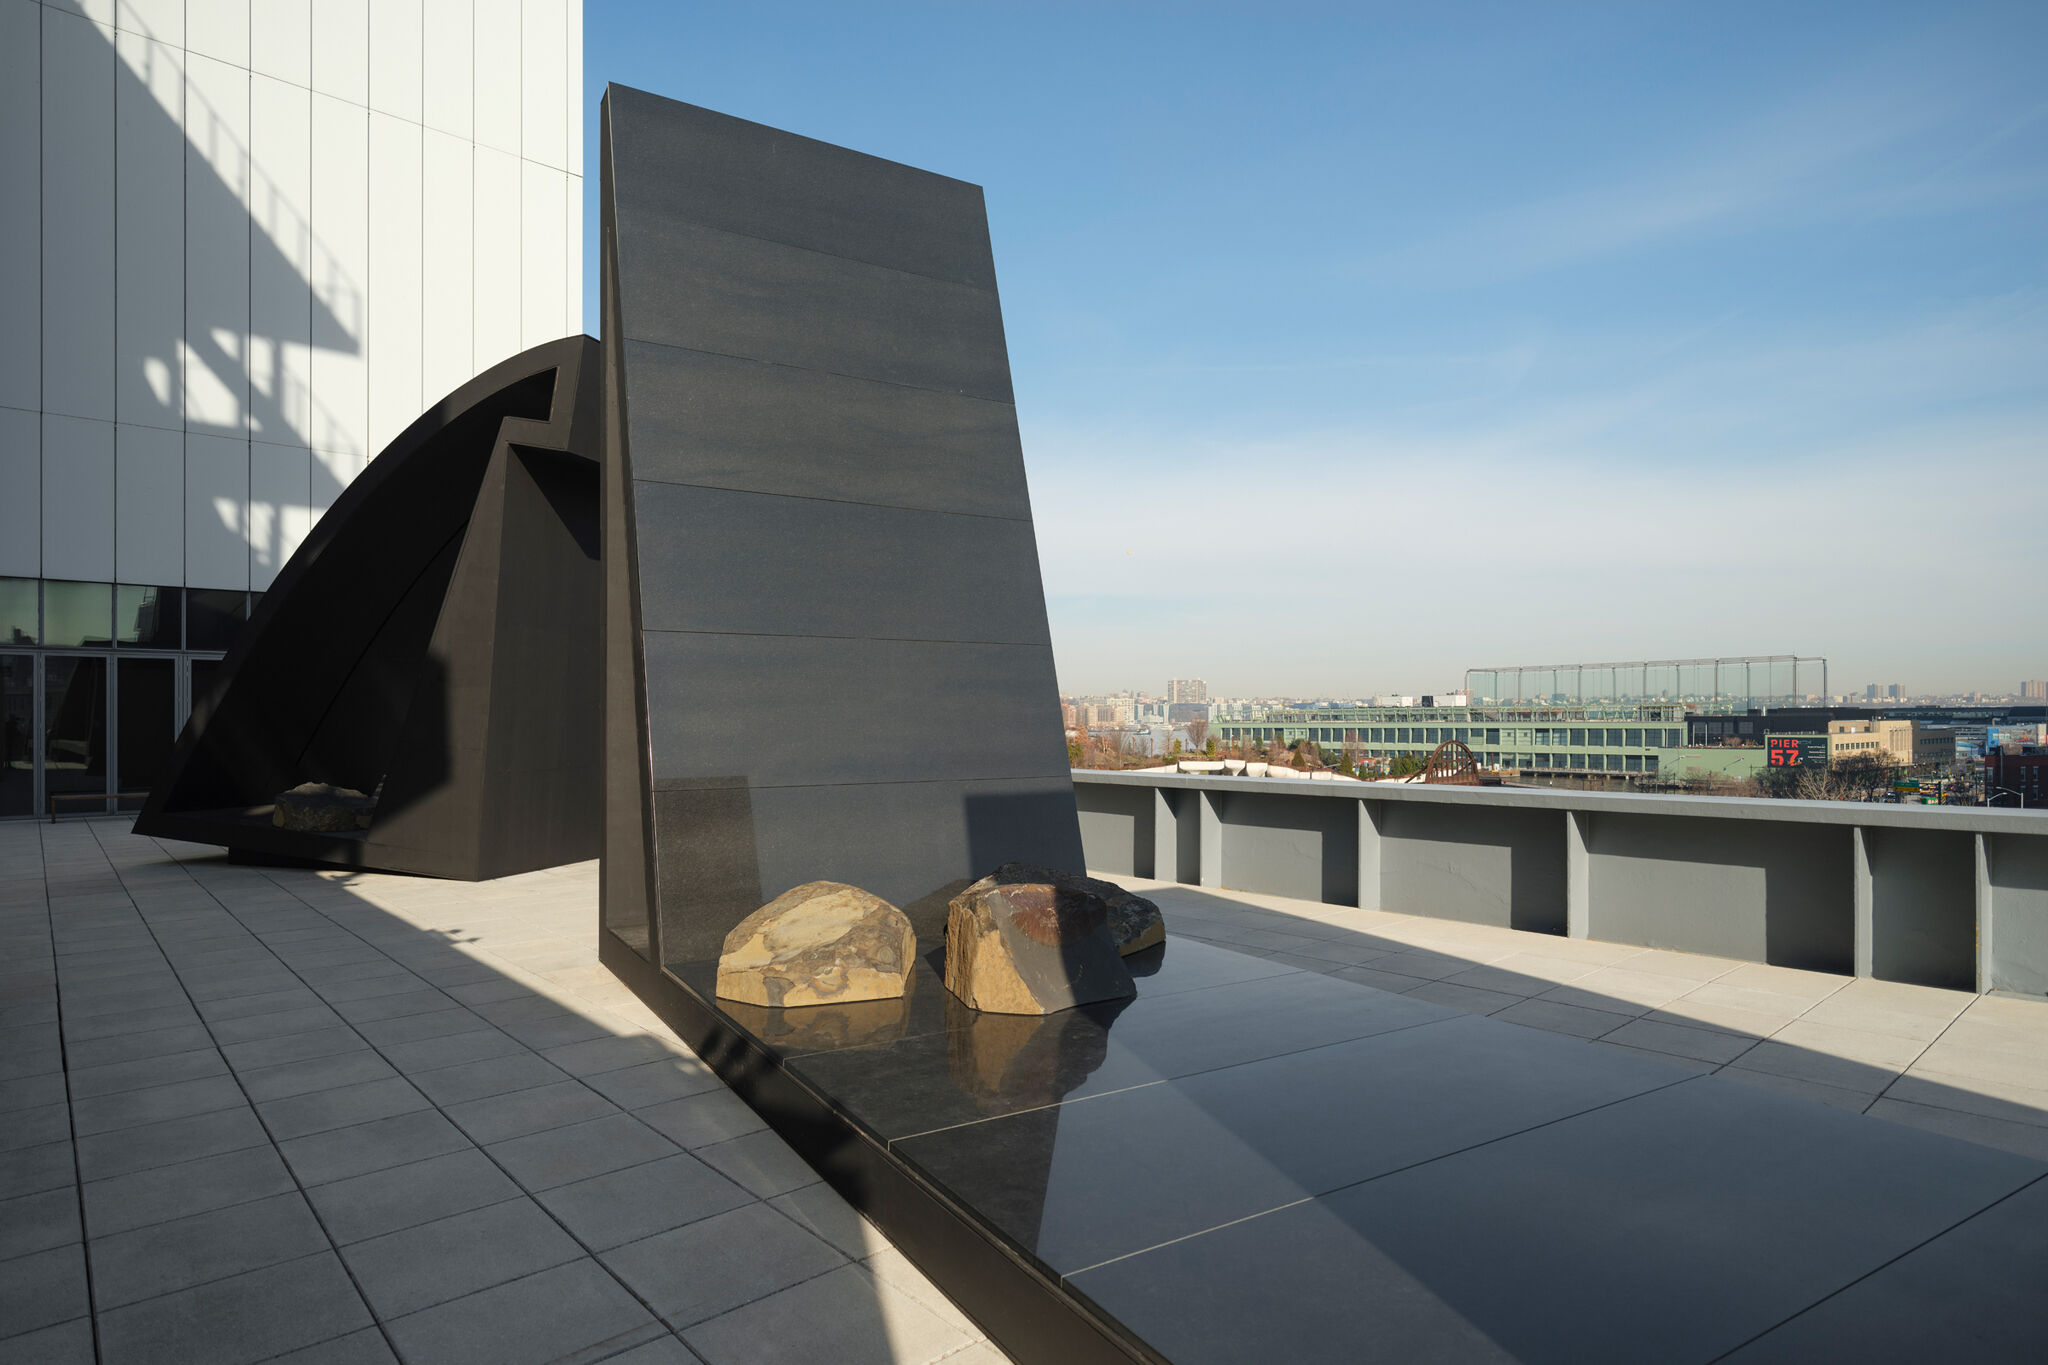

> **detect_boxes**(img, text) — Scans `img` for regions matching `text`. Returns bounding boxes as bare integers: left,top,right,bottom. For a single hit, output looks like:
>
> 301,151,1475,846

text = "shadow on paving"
0,818,995,1365
1139,882,2048,1158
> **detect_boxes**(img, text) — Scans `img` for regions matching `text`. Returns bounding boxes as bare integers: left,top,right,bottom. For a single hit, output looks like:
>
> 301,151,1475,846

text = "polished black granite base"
603,930,2048,1364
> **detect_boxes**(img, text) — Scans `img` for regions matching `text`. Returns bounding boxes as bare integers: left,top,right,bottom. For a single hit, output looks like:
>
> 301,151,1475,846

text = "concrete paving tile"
410,1051,569,1107
1492,996,1631,1040
0,1024,60,1081
1895,1065,2048,1125
240,1050,400,1103
1639,997,1788,1040
1726,1040,1904,1094
379,1025,528,1075
486,1112,681,1192
71,1073,246,1136
1402,980,1525,1016
0,1244,90,1342
332,988,460,1024
259,1076,431,1142
542,1033,693,1078
583,1057,726,1109
181,970,303,1003
637,1089,770,1149
90,1190,330,1309
0,1187,81,1261
307,1148,522,1245
351,1006,491,1046
1543,966,1700,1012
63,1022,216,1071
206,1003,349,1045
260,1327,400,1364
1865,1098,2048,1162
0,999,58,1028
1329,964,1434,994
280,1108,476,1187
342,1198,584,1319
495,1009,620,1050
1935,1012,2048,1059
537,1151,753,1251
1716,1067,1879,1113
72,1104,268,1182
444,1081,622,1144
219,1025,369,1073
767,1183,888,1260
684,1260,972,1365
1603,1017,1761,1065
315,972,431,1005
1591,1041,1719,1075
1609,948,1739,983
0,1074,68,1114
1677,981,1821,1023
445,978,541,1006
68,1047,228,1099
0,1317,95,1364
592,1336,702,1365
95,1251,375,1365
1772,1018,1931,1070
602,1203,847,1328
0,1103,70,1155
199,987,327,1022
83,1144,297,1238
1712,962,1851,1002
382,1257,663,1365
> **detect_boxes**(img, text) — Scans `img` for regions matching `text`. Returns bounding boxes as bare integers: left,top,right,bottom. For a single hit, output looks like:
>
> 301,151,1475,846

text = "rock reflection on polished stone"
715,973,916,1053
945,989,1133,1116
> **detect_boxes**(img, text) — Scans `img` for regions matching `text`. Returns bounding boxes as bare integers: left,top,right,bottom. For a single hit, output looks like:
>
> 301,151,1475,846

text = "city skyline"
585,3,2048,696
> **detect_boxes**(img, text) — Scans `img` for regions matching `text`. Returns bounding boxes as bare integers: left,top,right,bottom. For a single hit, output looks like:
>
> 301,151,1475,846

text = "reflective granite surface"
669,938,2048,1364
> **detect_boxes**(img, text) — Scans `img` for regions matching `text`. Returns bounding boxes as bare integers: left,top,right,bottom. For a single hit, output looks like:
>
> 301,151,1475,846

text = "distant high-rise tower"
1866,684,1879,701
2024,680,2048,701
1168,678,1209,704
1888,684,1903,700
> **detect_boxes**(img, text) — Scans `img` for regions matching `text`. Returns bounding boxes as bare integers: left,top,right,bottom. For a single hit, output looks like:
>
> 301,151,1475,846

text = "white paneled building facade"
1,0,583,817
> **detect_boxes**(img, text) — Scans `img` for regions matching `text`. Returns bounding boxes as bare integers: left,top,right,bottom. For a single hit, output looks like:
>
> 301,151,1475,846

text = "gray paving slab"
82,1143,297,1237
94,1251,376,1365
306,1148,523,1245
89,1190,331,1309
534,1150,753,1250
485,1111,683,1192
601,1202,848,1328
340,1198,584,1319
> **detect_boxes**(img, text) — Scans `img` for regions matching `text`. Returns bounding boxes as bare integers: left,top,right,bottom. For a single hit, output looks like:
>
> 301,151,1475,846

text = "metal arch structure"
1409,738,1484,784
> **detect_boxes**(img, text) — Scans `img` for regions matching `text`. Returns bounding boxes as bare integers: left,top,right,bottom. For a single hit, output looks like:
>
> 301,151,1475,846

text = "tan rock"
272,782,374,832
943,865,1139,1015
716,881,916,1008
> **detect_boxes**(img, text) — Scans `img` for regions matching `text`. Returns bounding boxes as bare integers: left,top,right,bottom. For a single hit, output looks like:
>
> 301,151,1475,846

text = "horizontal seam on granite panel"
618,337,1015,407
639,629,1052,647
628,475,1034,525
650,771,1074,792
614,212,998,296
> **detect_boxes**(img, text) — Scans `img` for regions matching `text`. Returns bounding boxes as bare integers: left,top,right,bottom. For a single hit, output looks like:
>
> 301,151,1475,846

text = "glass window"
187,590,249,651
44,581,113,648
1486,728,1500,746
1626,754,1644,772
0,578,35,645
1,654,31,817
1606,728,1624,747
1645,755,1659,773
1569,728,1585,746
116,586,183,649
1625,728,1642,747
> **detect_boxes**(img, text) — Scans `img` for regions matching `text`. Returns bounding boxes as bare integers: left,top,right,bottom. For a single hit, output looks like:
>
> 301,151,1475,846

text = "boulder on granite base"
944,865,1145,1015
272,783,374,832
716,881,916,1008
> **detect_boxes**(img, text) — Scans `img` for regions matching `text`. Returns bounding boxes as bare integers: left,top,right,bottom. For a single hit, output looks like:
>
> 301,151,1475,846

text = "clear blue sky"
583,1,2048,698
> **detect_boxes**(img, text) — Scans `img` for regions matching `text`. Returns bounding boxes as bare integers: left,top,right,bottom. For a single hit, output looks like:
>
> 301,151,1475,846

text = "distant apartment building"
1866,685,1880,701
2025,680,2048,701
1988,745,2047,807
1167,678,1208,704
1888,684,1904,700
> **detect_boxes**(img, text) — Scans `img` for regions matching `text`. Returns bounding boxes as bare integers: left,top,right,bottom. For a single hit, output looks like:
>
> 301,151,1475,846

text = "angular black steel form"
134,337,605,880
596,85,1085,967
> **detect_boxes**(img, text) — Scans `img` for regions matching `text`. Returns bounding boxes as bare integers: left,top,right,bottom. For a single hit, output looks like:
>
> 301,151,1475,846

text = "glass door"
116,656,177,812
1,655,31,818
42,654,109,815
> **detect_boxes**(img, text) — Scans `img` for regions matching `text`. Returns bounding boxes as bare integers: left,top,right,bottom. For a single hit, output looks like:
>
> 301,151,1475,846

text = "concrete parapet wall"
1075,771,2048,996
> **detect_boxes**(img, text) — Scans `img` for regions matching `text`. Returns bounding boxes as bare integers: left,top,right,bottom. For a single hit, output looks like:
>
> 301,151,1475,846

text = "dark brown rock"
944,865,1138,1015
272,783,374,832
716,881,916,1008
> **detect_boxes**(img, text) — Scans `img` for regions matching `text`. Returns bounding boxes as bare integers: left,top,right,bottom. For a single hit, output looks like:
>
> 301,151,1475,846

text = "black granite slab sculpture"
595,85,1085,968
133,337,604,880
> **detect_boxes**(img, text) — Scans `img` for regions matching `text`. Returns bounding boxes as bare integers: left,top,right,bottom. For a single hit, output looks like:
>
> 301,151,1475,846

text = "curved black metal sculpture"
133,336,604,880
